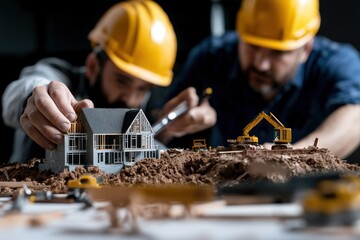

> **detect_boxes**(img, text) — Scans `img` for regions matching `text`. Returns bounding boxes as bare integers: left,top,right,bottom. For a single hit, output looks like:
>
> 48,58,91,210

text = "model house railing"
68,122,85,133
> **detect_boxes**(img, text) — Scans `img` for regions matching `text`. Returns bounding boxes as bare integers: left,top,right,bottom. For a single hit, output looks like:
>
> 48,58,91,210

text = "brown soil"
0,146,358,195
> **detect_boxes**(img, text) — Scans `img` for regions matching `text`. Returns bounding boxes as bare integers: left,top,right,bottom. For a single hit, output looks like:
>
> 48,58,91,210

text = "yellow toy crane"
229,111,292,150
302,175,360,226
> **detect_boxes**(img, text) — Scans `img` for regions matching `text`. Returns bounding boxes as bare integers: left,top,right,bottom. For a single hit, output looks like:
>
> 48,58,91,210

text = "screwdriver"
152,87,213,136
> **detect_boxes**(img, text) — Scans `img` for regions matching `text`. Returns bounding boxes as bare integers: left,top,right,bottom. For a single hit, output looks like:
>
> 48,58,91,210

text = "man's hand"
20,81,94,150
156,87,216,144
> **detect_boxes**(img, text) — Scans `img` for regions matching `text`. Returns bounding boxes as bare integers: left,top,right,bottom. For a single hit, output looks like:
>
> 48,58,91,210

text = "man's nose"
121,91,140,108
253,49,271,71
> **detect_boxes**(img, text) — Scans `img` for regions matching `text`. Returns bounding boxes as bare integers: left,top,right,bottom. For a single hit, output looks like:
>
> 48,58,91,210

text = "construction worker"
158,0,360,159
1,0,179,163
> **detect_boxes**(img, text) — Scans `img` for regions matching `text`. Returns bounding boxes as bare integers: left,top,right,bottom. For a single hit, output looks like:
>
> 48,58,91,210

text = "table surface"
1,198,360,240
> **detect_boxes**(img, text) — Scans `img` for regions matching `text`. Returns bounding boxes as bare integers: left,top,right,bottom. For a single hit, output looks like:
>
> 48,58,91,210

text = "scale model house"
42,108,160,173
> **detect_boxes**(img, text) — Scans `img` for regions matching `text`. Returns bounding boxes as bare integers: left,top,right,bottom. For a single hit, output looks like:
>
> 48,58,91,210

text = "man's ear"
85,52,100,86
299,38,314,63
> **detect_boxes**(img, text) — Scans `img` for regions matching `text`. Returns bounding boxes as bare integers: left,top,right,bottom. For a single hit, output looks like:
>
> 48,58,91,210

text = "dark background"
0,0,359,163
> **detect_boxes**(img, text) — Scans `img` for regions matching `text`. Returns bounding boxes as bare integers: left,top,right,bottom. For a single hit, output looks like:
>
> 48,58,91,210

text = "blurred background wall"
0,0,359,163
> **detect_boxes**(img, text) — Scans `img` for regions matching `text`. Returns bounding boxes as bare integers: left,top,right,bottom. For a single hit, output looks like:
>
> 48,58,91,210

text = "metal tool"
152,87,213,136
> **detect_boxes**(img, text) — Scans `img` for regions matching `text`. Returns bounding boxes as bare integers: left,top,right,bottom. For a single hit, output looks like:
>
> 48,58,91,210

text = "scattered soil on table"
0,146,359,195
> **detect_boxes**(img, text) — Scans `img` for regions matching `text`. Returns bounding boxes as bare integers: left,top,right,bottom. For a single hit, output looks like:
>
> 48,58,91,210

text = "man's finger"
73,99,94,115
20,114,57,150
47,81,78,122
33,83,72,132
23,96,66,144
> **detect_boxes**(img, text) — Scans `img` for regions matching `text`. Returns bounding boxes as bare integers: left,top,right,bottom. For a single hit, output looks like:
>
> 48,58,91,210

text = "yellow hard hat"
236,0,321,51
88,0,177,87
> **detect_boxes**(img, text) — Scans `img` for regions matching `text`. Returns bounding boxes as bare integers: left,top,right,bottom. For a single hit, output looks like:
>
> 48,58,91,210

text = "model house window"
95,135,120,150
68,134,86,151
142,134,152,148
96,135,102,149
69,137,75,150
114,152,122,164
98,153,103,163
104,135,120,149
67,152,85,165
126,135,139,148
131,135,137,148
124,135,129,148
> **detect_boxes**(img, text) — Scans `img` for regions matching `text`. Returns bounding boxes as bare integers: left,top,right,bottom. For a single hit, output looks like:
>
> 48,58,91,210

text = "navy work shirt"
166,32,360,147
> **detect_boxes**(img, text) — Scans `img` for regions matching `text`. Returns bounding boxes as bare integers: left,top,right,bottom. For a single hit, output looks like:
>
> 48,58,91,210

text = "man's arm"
2,58,73,128
291,40,360,159
2,58,93,150
2,75,50,128
293,104,360,159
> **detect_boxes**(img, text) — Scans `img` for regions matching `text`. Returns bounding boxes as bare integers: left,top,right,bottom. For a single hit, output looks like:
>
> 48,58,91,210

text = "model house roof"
79,108,141,134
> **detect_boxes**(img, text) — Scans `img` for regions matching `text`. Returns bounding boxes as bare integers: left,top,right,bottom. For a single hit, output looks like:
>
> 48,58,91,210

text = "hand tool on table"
0,187,66,228
216,172,360,225
152,87,213,136
301,175,360,226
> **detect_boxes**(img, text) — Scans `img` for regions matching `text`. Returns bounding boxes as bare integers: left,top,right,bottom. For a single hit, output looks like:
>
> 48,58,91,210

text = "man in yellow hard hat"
160,0,360,159
1,0,188,163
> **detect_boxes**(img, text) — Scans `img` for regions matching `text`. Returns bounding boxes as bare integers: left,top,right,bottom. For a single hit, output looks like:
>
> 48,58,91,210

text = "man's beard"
87,74,129,108
247,67,280,100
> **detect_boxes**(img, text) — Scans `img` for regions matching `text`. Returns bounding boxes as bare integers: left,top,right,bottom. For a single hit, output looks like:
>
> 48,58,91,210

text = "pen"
152,87,213,136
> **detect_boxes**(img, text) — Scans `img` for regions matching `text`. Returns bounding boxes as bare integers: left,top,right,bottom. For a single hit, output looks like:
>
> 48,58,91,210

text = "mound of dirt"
0,147,358,194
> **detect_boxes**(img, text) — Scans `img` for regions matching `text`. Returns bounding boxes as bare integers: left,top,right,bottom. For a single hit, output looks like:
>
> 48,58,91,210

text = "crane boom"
242,111,285,135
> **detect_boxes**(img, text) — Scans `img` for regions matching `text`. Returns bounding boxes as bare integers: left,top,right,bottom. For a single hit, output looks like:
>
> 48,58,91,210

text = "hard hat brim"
105,46,173,87
240,33,316,51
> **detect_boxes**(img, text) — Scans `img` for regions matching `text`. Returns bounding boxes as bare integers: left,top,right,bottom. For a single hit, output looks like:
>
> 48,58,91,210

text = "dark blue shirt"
166,32,360,147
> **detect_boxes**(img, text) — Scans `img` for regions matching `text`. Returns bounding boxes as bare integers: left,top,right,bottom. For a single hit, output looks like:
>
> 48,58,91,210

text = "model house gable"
124,109,154,135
